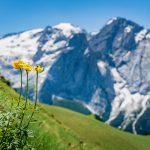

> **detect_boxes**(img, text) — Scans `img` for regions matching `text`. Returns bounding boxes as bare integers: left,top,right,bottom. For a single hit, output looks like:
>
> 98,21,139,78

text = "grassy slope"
0,79,150,150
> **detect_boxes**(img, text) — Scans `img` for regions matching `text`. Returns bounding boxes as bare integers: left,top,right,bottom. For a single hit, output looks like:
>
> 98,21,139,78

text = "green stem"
35,72,38,109
19,71,29,146
26,72,38,128
19,71,29,128
17,68,23,107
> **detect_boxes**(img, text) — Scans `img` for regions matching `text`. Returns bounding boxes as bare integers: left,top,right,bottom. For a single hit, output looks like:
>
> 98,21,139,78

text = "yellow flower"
12,60,24,69
34,65,44,73
22,63,32,72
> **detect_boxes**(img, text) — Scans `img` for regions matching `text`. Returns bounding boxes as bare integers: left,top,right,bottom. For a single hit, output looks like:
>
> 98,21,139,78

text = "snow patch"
84,48,90,55
90,31,98,36
107,68,150,133
54,23,81,37
84,104,97,114
86,88,105,116
106,17,117,25
97,61,107,75
132,95,149,134
42,40,66,52
135,29,148,43
0,28,43,63
124,25,133,33
146,33,150,39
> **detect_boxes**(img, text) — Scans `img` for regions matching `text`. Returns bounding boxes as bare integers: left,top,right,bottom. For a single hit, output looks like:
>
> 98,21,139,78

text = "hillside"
0,78,150,150
1,18,150,134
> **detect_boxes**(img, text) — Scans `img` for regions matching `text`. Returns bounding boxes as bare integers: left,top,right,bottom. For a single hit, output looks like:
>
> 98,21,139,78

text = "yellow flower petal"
22,63,32,72
34,65,44,73
12,60,24,69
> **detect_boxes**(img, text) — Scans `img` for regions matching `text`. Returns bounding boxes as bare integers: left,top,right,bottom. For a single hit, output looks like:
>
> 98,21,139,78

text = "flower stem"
26,72,38,128
35,71,38,109
19,71,29,128
17,68,23,107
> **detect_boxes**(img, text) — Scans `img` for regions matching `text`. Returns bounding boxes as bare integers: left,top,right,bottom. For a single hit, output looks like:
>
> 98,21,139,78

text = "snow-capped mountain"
1,18,150,134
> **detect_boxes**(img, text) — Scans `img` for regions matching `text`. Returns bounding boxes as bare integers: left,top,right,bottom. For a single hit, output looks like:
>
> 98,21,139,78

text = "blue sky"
0,0,149,35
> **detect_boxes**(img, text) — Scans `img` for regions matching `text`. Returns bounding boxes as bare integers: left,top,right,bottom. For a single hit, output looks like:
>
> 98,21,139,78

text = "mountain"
1,17,150,134
1,77,150,150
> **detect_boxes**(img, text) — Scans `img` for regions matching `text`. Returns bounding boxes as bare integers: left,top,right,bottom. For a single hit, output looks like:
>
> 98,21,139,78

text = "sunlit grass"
0,60,44,149
1,78,150,149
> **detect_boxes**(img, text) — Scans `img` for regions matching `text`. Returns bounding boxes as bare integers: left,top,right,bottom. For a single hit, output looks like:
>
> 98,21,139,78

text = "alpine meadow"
0,0,150,149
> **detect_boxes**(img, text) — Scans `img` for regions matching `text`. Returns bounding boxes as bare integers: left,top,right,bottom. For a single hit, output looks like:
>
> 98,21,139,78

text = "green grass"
0,78,150,150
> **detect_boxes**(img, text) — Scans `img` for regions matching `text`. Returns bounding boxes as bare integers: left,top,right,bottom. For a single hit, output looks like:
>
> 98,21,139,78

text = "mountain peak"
106,17,131,25
53,23,82,37
54,23,79,30
106,17,119,25
106,17,142,28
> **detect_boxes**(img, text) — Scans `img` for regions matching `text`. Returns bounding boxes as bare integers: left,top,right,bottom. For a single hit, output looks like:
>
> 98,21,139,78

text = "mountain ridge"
1,17,150,134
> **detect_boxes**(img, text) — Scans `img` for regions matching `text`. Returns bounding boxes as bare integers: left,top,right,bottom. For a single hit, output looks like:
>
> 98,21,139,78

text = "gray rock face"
89,17,143,66
39,33,115,120
1,18,150,134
